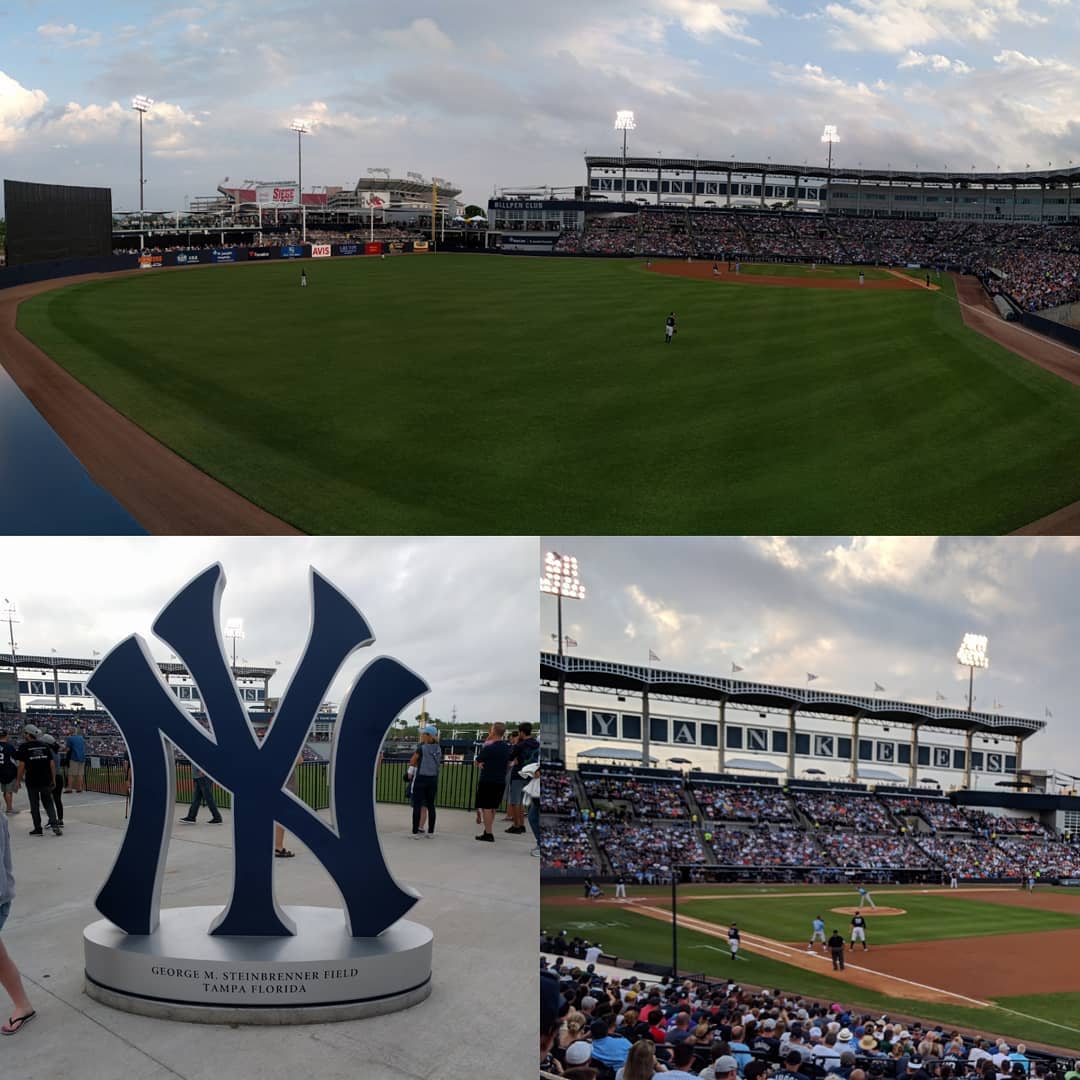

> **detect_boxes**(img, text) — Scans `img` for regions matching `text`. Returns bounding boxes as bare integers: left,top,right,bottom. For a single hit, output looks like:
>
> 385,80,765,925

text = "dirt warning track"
648,260,933,290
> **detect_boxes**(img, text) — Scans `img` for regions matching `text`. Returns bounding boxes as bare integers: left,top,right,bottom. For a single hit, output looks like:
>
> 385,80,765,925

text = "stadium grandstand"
539,653,1080,885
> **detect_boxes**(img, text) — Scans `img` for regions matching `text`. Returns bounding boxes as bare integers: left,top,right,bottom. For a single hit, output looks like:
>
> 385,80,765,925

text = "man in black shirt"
0,731,18,815
15,725,62,836
776,1049,806,1080
474,722,511,842
828,929,845,970
506,722,539,835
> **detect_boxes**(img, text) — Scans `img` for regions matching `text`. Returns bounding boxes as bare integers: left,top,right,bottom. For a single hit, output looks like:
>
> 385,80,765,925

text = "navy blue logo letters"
87,564,428,938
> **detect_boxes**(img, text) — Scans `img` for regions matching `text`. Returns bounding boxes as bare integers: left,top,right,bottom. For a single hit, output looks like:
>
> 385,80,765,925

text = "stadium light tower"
615,110,636,203
541,552,586,761
2,597,19,690
290,119,309,241
224,616,245,677
132,95,153,250
956,633,989,712
821,124,839,172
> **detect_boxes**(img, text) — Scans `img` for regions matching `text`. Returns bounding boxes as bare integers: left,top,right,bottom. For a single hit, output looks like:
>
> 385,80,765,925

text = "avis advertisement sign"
280,245,304,259
256,184,299,207
311,244,332,258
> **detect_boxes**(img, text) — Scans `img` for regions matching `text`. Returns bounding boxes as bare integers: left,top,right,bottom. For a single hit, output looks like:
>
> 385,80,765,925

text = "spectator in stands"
474,721,511,843
590,1016,633,1071
0,811,35,1035
65,724,86,793
617,1039,663,1080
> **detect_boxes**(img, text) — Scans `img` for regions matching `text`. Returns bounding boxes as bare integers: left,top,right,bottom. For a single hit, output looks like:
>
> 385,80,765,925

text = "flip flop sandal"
2,1010,36,1035
274,849,295,858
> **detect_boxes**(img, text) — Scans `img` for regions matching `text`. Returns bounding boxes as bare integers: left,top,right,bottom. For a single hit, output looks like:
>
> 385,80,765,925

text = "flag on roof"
807,672,818,683
649,649,660,662
874,682,885,692
731,663,744,673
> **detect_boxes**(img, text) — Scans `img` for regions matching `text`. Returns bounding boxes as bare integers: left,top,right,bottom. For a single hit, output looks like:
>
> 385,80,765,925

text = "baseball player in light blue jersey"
857,886,877,909
808,915,827,952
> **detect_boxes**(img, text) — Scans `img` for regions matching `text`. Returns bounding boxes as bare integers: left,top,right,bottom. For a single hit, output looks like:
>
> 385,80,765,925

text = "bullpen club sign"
81,565,434,1021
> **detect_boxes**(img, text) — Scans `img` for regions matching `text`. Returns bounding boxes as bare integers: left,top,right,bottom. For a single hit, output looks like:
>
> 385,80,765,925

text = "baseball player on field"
850,913,868,951
856,885,877,909
728,922,741,961
808,914,827,952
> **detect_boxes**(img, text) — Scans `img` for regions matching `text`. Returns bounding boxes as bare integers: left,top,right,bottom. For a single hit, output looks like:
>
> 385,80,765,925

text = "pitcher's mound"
831,906,906,916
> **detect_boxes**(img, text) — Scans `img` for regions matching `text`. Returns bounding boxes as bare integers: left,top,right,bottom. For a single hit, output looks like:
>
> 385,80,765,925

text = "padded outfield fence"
81,755,504,813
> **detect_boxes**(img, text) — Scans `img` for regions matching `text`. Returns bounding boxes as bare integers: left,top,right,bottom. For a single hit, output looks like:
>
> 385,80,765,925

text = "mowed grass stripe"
541,900,1080,1051
17,256,1080,534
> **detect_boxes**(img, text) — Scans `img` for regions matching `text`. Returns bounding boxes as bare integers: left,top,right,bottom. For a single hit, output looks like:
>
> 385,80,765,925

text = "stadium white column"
793,173,799,212
726,170,732,207
656,159,662,206
909,722,921,787
850,712,861,782
692,161,697,207
1015,735,1023,777
641,684,650,769
787,706,797,780
52,661,61,707
717,700,725,773
964,728,974,789
760,171,766,208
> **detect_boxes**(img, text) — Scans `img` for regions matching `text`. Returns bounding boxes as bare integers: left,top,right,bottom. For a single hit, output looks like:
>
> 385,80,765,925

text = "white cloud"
626,584,685,632
37,22,79,38
898,49,971,71
37,22,102,48
825,536,939,587
0,70,48,144
747,536,805,571
773,61,883,101
657,0,775,44
379,17,454,52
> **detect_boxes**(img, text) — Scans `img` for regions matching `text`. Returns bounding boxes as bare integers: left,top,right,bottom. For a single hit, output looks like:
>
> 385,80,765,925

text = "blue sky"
2,0,1080,209
540,537,1080,772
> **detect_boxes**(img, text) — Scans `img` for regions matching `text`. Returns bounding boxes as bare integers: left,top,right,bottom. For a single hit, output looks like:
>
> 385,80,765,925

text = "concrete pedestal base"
84,906,433,1024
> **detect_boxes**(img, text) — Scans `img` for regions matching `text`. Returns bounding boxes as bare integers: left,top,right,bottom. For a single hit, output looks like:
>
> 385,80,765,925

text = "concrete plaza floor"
0,790,538,1080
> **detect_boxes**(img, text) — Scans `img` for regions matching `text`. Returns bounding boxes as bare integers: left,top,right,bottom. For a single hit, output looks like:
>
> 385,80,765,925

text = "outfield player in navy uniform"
665,312,677,344
850,912,868,951
300,269,308,287
828,929,845,970
728,922,740,960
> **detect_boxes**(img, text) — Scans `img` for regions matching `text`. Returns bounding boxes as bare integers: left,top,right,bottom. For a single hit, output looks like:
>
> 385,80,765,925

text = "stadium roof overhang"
541,653,1046,740
1,652,276,679
584,155,1080,187
354,178,462,198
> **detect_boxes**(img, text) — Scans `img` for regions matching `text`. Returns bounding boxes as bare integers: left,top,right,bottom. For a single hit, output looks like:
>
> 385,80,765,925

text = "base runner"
808,915,826,952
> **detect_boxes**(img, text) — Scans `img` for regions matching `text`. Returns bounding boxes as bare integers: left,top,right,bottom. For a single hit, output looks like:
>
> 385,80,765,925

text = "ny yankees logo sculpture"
87,563,427,939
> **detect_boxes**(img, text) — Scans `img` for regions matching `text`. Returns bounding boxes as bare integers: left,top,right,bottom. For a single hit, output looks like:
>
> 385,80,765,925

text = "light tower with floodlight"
132,95,153,249
540,552,585,761
2,598,19,692
615,110,636,203
956,632,989,712
821,124,839,172
290,119,309,241
224,616,245,677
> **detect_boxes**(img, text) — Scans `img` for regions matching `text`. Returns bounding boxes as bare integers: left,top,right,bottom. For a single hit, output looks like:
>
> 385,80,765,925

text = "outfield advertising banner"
365,242,383,255
138,254,163,269
176,250,208,265
311,244,332,258
256,184,299,207
280,244,305,259
247,248,273,260
336,243,360,256
413,241,429,253
211,249,237,263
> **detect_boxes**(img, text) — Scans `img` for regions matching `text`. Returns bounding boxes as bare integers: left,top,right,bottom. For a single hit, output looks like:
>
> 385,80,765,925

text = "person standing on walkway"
0,810,35,1035
506,722,539,835
64,725,86,794
474,722,511,843
274,749,304,858
180,761,223,825
409,725,441,838
15,725,61,837
40,735,64,830
521,760,540,857
0,733,18,816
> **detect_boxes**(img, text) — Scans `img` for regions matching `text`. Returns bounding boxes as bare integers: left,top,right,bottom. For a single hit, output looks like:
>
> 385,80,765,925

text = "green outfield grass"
18,255,1080,533
732,262,895,279
541,896,1080,1050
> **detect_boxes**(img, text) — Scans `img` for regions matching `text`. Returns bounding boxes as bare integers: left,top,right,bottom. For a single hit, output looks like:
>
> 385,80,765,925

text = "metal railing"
82,757,504,814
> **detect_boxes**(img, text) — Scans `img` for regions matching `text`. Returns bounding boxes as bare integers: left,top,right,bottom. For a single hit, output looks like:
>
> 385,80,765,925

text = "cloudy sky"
540,536,1080,771
3,0,1080,213
1,536,536,730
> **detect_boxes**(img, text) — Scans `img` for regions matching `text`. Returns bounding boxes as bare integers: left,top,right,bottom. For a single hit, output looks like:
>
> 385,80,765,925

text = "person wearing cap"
0,732,19,816
828,929,845,971
408,724,442,838
15,725,62,837
590,1016,632,1072
701,1052,741,1080
64,723,86,794
39,734,64,829
0,809,36,1034
564,1039,594,1072
775,1048,805,1080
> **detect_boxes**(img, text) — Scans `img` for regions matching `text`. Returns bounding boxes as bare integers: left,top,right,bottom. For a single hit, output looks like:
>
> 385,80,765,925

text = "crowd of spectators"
583,775,688,819
814,831,936,869
916,837,1017,879
705,825,827,868
542,821,600,872
793,792,895,833
966,812,1048,837
691,783,794,824
994,836,1080,877
541,960,1069,1080
595,823,707,875
544,766,580,816
882,796,972,833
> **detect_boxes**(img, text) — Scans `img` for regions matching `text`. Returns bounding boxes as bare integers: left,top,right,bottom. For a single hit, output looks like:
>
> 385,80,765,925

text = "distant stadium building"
541,652,1048,792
